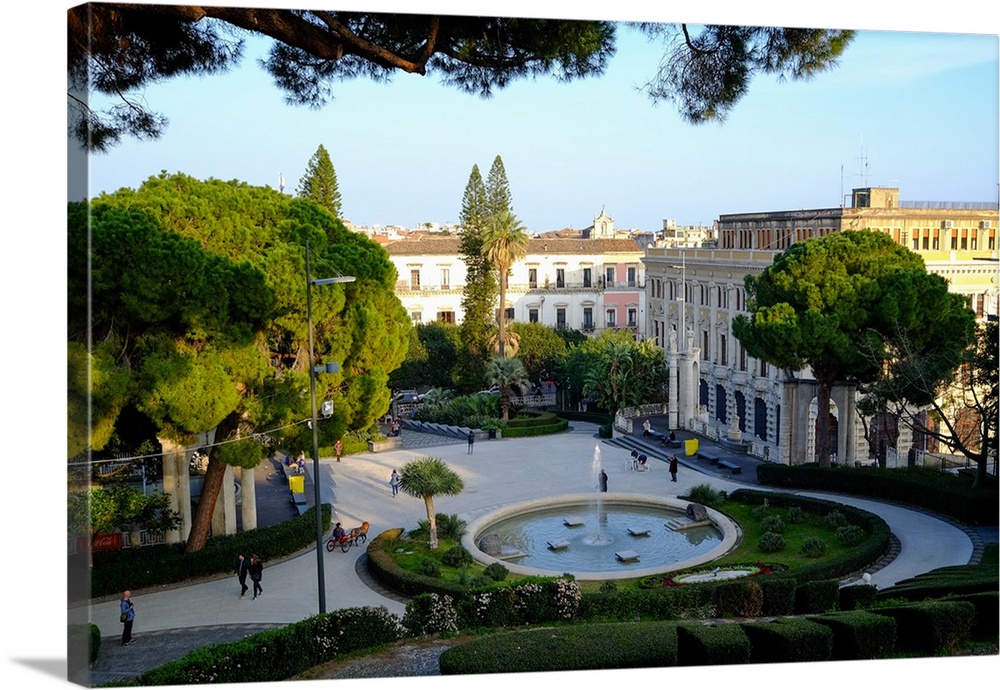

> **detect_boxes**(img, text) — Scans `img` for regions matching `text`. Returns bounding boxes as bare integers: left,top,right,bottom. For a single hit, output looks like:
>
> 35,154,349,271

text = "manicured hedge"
794,579,840,614
875,560,999,602
755,463,998,524
714,580,764,618
872,600,975,655
939,591,999,639
676,623,752,666
504,411,559,428
500,417,570,438
741,618,833,664
807,611,897,660
439,621,679,675
123,606,403,687
553,410,613,425
89,505,332,597
838,584,878,611
759,577,797,616
577,585,715,622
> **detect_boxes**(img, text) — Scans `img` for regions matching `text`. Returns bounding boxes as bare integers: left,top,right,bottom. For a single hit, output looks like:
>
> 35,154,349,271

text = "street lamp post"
305,239,354,614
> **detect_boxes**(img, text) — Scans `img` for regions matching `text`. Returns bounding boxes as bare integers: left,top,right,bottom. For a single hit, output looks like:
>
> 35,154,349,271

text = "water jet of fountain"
586,445,612,546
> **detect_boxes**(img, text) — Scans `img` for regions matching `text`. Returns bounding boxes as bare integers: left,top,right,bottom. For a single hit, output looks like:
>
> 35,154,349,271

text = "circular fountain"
462,446,740,581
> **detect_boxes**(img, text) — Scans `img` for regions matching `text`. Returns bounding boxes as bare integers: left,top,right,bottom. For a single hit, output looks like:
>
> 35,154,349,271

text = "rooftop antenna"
856,138,869,188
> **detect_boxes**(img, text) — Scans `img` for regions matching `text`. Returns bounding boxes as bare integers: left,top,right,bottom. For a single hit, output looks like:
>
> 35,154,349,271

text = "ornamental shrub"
836,524,866,546
442,545,473,568
687,483,724,508
758,531,785,553
420,558,441,578
787,506,806,523
800,537,828,558
751,504,770,520
824,510,847,528
483,562,509,582
760,515,785,534
402,593,460,636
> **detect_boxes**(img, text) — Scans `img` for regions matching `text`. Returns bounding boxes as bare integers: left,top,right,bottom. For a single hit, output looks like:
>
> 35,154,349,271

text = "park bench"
718,460,742,475
697,451,720,465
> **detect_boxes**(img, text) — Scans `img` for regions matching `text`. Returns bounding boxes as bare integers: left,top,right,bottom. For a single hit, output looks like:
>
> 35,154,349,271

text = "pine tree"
297,144,343,217
456,164,496,392
485,155,513,220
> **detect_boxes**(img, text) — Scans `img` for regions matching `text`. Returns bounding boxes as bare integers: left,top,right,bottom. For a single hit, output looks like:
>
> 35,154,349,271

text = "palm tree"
397,457,464,550
482,210,529,359
486,356,530,421
485,327,521,358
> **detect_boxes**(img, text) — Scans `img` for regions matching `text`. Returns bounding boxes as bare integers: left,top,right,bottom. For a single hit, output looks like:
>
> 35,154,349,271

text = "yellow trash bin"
684,438,699,456
288,474,305,494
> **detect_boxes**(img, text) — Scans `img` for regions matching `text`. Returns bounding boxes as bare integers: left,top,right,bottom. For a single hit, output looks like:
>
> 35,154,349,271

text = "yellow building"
644,188,998,466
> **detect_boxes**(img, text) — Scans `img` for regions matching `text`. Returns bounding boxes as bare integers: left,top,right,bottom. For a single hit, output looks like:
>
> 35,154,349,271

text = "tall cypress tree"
456,164,497,392
297,144,343,217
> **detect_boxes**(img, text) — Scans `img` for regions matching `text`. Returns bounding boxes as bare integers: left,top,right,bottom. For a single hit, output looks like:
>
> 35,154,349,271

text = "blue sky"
79,2,1000,233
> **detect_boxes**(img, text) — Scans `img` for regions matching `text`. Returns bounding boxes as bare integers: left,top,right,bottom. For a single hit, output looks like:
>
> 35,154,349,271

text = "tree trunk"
185,411,241,553
815,374,834,467
424,496,438,550
497,268,507,359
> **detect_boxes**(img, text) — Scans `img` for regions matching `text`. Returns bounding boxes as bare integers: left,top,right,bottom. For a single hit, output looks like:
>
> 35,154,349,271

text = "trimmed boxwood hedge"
501,417,570,438
676,623,752,666
940,591,1000,639
439,621,679,675
741,617,833,664
88,505,332,598
838,584,879,611
131,606,403,687
807,611,897,660
794,579,840,614
872,600,975,655
759,577,797,616
875,560,999,602
756,463,998,524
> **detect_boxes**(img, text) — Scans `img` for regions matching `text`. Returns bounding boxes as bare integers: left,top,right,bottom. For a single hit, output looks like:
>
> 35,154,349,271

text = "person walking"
334,438,343,462
389,469,400,497
467,430,475,454
669,455,678,482
235,553,250,598
119,590,136,646
248,555,264,600
598,469,608,493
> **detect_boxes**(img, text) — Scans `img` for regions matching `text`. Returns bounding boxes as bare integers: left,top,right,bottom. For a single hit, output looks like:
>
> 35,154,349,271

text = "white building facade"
644,188,999,466
385,227,648,338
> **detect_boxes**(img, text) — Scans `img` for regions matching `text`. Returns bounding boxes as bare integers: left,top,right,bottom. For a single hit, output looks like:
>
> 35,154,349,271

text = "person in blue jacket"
119,590,136,646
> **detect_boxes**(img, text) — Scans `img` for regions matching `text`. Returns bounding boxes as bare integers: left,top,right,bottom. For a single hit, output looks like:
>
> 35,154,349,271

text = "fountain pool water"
463,493,740,581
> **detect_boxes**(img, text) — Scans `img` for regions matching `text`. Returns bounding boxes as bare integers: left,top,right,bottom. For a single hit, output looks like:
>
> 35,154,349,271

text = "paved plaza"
76,420,995,684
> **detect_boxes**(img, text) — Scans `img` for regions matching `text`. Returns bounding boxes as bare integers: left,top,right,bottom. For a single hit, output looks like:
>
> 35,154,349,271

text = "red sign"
92,533,123,552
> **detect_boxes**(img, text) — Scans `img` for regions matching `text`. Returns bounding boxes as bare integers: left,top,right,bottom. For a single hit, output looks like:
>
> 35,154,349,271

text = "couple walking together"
235,553,265,599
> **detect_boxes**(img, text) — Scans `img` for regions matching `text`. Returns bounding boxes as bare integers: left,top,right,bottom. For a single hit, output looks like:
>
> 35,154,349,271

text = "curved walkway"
76,421,997,685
